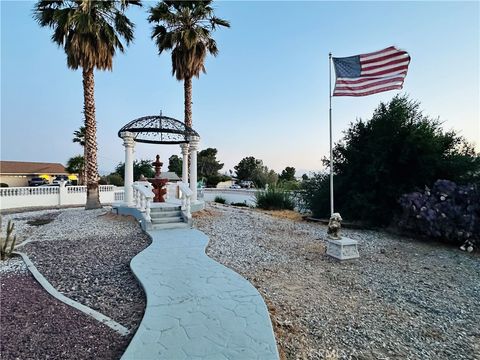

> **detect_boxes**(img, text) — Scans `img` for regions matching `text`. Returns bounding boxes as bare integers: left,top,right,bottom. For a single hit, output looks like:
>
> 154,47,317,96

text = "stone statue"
327,212,343,240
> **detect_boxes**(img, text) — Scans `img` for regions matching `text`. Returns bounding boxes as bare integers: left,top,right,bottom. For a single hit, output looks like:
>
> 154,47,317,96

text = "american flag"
332,46,410,97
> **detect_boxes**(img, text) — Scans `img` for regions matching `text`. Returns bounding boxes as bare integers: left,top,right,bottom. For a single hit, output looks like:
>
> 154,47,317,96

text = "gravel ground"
194,203,480,360
1,272,128,360
1,207,151,359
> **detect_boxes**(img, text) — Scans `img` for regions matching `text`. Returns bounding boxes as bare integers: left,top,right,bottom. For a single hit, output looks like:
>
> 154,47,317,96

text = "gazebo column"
189,136,200,202
180,143,189,184
121,131,135,206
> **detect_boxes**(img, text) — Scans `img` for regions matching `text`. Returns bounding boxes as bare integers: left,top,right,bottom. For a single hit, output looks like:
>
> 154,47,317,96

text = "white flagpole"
329,52,334,216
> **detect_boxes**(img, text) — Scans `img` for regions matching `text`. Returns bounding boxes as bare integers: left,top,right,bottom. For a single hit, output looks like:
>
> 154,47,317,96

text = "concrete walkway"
121,228,279,359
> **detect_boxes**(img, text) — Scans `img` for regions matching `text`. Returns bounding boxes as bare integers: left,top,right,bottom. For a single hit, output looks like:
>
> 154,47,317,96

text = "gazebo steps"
151,222,189,230
151,216,184,224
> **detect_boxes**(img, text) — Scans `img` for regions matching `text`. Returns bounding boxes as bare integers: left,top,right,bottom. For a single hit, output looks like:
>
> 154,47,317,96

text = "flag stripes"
332,46,410,97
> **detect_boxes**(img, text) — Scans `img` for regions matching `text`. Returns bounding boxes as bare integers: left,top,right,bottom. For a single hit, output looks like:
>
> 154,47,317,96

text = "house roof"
159,172,181,181
0,161,68,175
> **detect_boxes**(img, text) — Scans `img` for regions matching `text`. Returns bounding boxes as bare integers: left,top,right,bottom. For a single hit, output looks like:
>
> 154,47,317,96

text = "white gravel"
194,203,480,360
0,257,27,275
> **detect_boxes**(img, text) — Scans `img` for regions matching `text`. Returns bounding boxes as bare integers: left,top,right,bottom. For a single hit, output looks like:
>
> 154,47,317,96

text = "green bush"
231,202,248,207
255,186,294,210
107,173,124,186
0,183,9,188
214,196,226,204
305,95,479,225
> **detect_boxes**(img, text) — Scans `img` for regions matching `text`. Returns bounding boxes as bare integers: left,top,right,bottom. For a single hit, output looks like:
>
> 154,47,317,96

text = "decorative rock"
326,237,359,260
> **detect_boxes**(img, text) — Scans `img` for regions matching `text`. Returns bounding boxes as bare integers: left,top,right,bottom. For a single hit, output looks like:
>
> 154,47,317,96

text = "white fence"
202,188,257,206
0,185,120,210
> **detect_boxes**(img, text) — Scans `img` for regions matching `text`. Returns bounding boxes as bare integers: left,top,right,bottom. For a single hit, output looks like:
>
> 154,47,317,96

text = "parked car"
28,177,48,186
229,184,241,189
52,176,72,186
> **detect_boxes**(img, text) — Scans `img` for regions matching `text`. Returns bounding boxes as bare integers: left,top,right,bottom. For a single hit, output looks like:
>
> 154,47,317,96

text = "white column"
189,136,200,202
180,143,189,184
121,131,135,206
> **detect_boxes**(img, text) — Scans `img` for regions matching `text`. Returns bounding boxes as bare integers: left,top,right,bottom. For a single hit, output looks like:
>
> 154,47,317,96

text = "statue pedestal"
326,237,359,260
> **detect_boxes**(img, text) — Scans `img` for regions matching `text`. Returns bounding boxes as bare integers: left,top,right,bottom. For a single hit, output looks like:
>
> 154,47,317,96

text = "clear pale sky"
1,1,479,175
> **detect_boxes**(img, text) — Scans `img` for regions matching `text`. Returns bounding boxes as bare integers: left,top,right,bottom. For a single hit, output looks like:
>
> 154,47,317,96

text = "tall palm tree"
148,0,230,128
34,0,141,209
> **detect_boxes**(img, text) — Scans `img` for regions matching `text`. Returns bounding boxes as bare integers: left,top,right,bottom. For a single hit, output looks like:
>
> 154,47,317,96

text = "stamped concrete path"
121,228,279,359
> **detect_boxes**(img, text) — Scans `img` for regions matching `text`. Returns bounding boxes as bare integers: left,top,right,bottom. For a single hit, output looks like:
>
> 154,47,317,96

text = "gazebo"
115,114,203,227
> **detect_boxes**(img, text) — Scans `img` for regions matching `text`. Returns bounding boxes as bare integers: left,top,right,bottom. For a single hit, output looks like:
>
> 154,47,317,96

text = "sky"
1,1,479,176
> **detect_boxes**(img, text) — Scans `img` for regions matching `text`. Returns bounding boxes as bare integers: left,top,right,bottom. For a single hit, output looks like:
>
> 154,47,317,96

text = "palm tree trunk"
82,67,101,209
184,77,193,128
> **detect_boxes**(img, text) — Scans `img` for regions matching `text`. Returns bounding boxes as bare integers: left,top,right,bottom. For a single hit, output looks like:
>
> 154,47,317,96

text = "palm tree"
34,0,141,209
148,0,230,128
72,126,87,184
73,126,86,147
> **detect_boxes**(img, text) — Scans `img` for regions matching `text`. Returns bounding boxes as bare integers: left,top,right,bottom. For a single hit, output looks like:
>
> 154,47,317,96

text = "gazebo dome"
118,114,199,144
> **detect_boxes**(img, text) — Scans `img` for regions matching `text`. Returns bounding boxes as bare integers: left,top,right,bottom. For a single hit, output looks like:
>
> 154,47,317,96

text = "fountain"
149,155,168,202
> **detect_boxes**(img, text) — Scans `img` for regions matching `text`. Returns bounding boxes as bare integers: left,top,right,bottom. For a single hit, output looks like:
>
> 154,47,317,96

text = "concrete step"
150,206,181,213
151,222,190,230
152,216,184,224
150,210,182,219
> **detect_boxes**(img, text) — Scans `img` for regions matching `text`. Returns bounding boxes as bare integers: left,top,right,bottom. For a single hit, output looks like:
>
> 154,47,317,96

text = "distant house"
0,161,75,187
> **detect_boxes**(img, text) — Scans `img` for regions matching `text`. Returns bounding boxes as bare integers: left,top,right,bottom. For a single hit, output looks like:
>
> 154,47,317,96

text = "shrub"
0,183,9,188
214,196,226,204
107,173,124,186
311,95,480,225
398,180,479,247
231,202,248,207
255,186,294,210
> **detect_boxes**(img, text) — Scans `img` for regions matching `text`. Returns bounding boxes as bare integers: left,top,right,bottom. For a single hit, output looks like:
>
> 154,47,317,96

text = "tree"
307,95,480,225
72,126,87,183
197,148,224,187
34,0,141,209
168,155,183,177
148,1,230,128
279,166,296,182
234,156,277,188
234,156,262,181
115,160,155,181
66,155,84,185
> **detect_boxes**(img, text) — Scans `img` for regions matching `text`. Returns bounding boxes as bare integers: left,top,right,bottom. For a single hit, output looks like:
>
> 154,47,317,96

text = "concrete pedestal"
326,237,359,260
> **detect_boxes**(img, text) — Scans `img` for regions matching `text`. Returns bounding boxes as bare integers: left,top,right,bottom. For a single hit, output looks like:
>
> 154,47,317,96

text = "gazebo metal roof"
118,115,199,144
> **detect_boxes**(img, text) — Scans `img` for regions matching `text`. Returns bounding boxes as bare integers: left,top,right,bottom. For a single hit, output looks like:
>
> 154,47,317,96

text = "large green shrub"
305,95,479,225
255,186,294,210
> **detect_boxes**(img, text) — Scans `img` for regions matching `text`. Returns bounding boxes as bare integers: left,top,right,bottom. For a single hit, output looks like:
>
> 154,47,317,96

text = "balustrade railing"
132,182,154,222
178,182,193,220
0,186,60,197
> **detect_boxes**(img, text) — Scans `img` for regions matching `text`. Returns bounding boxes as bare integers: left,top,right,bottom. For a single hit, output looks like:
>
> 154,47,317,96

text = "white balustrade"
132,182,154,222
178,182,193,220
0,184,120,210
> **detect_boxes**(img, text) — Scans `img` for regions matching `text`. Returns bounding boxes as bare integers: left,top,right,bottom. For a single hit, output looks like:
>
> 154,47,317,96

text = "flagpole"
329,52,334,216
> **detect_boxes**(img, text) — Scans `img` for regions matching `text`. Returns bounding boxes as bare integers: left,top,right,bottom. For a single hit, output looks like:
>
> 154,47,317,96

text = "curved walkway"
121,228,279,359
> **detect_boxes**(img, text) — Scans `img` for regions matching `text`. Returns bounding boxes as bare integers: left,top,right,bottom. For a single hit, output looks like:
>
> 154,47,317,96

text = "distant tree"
34,0,141,209
198,148,224,177
105,173,124,186
306,95,480,225
115,160,155,181
234,156,277,188
234,156,262,181
279,166,296,182
301,173,309,181
148,1,230,130
66,155,85,185
168,155,183,177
